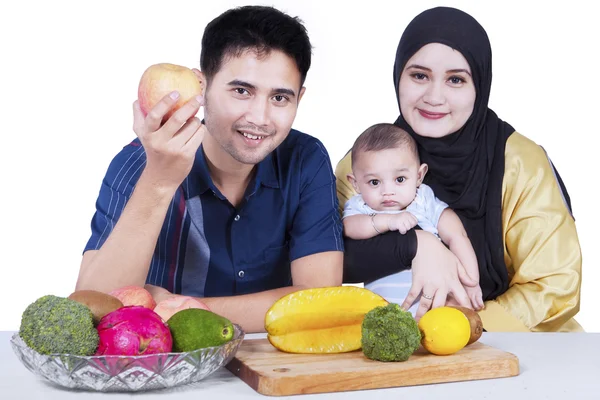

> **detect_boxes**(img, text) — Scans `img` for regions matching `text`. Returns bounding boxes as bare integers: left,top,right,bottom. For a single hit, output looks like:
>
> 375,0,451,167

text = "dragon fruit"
96,306,172,355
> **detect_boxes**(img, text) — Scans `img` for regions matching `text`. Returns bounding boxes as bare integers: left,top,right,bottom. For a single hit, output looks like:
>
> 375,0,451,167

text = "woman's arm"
479,134,583,332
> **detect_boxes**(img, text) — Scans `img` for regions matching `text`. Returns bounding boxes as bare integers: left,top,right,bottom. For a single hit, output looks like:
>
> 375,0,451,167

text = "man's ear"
192,68,206,95
297,86,306,105
346,173,361,193
417,163,428,186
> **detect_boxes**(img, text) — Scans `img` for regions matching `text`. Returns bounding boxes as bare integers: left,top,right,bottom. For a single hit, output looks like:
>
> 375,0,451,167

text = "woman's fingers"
449,279,472,308
432,288,448,309
415,285,436,320
401,281,423,311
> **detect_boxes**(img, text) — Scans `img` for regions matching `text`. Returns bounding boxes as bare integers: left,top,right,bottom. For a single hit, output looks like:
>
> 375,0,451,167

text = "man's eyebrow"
406,64,471,77
227,79,256,90
227,79,296,97
273,88,296,98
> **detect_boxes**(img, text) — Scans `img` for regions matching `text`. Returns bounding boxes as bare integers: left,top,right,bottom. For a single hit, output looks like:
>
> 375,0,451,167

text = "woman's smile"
417,109,448,120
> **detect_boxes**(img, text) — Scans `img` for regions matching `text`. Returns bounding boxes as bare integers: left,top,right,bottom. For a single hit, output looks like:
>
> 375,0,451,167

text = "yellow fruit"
268,325,362,354
265,286,388,353
418,306,471,355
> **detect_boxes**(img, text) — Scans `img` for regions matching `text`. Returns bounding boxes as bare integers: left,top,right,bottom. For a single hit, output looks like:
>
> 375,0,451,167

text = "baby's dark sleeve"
343,229,418,284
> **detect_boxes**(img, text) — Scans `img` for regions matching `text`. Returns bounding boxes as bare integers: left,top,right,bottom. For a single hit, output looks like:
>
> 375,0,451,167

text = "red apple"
137,63,203,122
153,295,210,322
109,285,157,309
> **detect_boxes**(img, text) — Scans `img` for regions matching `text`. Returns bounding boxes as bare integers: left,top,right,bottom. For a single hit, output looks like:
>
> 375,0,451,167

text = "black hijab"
393,7,515,300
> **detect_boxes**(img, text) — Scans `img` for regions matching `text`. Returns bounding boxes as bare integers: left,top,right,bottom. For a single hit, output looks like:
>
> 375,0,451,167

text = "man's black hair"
200,5,312,87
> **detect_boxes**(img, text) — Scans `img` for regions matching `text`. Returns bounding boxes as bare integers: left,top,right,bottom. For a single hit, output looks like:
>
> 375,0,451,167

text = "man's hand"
144,284,176,304
388,212,418,234
133,92,206,192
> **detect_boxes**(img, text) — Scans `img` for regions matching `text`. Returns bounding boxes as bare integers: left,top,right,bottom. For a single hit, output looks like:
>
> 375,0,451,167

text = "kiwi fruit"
450,306,483,345
68,290,124,324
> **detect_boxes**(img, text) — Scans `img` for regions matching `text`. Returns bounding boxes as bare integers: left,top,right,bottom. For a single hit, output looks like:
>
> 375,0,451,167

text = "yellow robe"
334,132,583,332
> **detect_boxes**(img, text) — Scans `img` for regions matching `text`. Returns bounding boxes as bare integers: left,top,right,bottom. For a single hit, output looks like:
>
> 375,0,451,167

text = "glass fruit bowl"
10,324,245,392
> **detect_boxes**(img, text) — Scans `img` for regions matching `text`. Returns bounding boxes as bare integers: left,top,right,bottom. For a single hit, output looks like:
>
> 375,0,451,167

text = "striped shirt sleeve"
83,141,147,252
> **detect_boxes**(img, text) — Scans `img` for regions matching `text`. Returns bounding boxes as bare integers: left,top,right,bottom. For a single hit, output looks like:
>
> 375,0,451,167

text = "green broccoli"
19,295,99,356
361,303,421,362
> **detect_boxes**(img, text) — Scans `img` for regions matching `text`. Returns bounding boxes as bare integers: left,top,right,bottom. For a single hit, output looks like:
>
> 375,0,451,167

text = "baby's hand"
464,284,484,311
388,212,418,234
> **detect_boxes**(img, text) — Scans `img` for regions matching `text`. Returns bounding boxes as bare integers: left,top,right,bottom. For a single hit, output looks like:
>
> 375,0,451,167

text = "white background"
1,0,598,332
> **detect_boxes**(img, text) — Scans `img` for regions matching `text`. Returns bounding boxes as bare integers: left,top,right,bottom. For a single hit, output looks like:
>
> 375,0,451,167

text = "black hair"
200,5,312,87
351,123,419,165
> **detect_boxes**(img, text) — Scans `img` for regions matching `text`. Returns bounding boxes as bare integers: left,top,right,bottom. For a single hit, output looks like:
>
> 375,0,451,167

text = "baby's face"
350,147,424,212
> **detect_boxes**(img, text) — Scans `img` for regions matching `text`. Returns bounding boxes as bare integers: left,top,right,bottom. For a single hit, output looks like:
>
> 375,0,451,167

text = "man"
75,5,344,332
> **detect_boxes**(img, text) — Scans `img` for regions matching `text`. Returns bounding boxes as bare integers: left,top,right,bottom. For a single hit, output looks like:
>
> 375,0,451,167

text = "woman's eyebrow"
406,64,431,71
406,64,472,77
447,68,472,77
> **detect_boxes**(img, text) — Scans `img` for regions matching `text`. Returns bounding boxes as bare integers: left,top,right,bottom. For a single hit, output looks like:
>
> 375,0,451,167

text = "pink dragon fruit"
96,306,172,356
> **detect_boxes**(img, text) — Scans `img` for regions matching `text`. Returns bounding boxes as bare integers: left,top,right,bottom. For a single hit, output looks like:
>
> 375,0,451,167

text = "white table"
1,331,598,399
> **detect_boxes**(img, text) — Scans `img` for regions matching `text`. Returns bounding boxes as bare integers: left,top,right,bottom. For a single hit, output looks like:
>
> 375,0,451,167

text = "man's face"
202,49,305,165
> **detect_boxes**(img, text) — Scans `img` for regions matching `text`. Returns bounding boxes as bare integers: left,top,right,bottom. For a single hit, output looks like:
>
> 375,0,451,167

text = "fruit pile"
18,286,235,357
265,286,483,361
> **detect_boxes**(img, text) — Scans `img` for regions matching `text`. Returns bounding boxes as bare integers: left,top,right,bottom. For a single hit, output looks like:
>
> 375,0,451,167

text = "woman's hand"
401,230,473,320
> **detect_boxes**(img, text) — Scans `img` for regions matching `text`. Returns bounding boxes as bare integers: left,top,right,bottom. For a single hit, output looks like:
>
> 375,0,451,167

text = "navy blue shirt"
84,129,344,297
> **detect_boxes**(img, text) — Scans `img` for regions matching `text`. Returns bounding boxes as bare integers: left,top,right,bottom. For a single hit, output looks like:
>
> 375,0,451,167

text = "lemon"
418,306,471,355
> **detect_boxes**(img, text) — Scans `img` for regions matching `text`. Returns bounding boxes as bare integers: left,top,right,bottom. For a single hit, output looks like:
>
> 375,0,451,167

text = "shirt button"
238,270,245,278
234,215,240,221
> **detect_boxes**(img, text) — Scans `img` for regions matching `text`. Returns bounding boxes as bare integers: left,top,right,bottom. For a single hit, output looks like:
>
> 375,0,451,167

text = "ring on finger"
421,293,433,300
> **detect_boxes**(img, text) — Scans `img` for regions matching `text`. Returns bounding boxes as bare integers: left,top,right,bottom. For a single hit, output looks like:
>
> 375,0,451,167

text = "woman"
335,6,583,332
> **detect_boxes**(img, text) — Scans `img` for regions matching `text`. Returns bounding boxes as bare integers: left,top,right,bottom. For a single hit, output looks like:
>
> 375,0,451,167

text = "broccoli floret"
19,295,99,356
361,303,421,362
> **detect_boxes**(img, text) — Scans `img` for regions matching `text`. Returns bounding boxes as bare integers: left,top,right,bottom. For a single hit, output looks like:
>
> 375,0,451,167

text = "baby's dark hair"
351,123,419,165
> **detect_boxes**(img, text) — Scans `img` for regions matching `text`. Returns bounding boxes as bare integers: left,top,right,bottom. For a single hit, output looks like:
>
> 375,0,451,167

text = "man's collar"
186,146,279,199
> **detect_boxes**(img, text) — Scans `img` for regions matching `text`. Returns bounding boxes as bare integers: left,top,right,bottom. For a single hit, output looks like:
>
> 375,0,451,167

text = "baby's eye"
396,177,406,183
368,179,380,186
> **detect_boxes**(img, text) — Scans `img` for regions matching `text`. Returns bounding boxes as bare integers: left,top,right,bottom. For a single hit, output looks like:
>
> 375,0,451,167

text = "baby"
343,123,483,314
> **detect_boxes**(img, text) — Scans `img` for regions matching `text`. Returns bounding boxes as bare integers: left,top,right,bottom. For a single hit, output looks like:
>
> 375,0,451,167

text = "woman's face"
398,43,476,138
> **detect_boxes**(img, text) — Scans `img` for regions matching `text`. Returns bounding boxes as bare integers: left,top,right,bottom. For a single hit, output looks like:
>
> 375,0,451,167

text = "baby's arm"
437,209,483,309
343,213,418,239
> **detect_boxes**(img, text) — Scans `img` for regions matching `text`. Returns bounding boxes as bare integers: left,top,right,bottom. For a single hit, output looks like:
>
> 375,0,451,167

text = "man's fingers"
160,95,203,137
182,123,206,155
145,91,181,132
170,117,201,148
132,100,145,137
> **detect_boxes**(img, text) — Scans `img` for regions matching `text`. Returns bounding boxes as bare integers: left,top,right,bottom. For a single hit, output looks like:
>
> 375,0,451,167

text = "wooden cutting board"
226,338,519,396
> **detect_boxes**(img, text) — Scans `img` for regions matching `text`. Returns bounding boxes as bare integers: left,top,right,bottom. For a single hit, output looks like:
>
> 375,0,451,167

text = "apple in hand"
138,63,203,122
